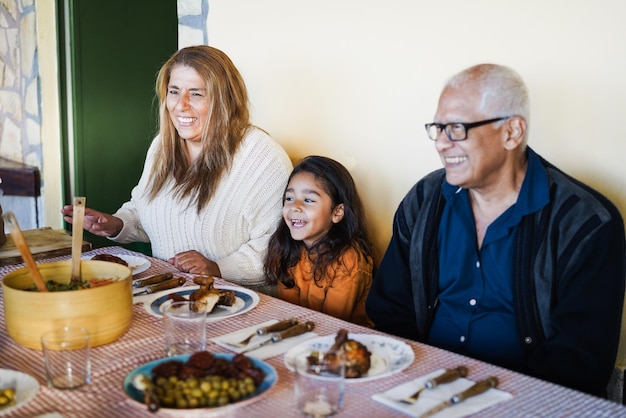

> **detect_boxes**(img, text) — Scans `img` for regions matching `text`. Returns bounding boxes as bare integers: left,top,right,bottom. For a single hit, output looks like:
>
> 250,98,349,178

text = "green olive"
217,394,229,406
208,389,219,400
228,388,241,402
200,381,212,393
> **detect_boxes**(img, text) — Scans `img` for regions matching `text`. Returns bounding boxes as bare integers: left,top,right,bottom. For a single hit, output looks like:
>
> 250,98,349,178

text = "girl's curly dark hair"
264,156,375,288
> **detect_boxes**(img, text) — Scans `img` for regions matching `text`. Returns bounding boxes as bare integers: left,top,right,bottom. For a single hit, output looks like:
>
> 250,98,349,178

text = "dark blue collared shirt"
428,149,549,369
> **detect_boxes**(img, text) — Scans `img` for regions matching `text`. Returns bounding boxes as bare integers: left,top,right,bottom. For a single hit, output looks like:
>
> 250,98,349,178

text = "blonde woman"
62,46,292,292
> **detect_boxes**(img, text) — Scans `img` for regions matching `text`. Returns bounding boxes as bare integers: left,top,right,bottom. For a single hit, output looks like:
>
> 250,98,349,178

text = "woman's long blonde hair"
148,45,251,212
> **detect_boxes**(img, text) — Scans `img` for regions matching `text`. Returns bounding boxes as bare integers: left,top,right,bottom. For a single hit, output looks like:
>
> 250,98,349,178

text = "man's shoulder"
401,168,446,205
538,155,623,225
391,168,446,234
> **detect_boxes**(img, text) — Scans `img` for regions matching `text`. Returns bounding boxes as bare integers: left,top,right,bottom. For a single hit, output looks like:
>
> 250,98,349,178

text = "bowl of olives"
123,351,277,416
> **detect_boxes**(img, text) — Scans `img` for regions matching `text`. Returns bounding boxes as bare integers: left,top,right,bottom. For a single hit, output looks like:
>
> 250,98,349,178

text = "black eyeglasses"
425,117,511,141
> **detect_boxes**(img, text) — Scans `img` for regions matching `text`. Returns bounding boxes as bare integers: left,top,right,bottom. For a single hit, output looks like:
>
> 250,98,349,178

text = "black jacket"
366,149,625,396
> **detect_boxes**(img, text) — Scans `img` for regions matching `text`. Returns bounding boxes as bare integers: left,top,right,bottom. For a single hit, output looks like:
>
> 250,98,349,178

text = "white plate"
116,255,151,275
284,334,414,383
143,285,259,320
0,369,39,416
84,254,151,275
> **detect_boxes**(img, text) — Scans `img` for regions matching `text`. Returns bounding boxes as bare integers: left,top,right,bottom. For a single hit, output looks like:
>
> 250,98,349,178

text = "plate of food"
87,253,151,275
284,330,414,383
123,351,277,416
143,283,259,320
0,369,39,416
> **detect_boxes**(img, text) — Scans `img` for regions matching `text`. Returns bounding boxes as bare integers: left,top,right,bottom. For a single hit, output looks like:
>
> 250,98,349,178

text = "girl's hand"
60,205,123,237
168,250,221,277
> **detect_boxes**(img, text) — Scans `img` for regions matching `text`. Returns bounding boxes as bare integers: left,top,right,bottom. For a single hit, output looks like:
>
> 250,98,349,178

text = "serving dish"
84,254,151,275
2,260,132,349
143,285,259,320
284,333,414,382
122,353,277,416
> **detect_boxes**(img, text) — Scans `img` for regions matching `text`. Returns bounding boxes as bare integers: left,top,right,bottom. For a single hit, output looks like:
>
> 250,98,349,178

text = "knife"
133,277,186,295
240,321,315,354
419,376,499,418
133,272,174,288
400,366,468,404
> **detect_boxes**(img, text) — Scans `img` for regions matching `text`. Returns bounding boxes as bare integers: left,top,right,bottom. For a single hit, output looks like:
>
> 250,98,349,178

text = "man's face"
433,85,509,191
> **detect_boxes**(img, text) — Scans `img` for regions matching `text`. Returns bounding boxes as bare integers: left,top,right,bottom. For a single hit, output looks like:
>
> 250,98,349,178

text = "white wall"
207,0,626,364
35,0,63,230
207,0,626,256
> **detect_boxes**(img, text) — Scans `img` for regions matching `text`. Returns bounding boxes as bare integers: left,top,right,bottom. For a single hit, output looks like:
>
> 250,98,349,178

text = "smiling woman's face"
166,65,209,143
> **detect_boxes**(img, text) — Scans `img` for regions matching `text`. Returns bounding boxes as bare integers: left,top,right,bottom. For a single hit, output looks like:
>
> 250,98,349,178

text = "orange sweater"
277,247,374,327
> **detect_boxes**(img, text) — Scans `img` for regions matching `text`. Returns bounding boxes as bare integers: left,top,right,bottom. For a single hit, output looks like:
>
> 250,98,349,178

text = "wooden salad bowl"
2,260,132,350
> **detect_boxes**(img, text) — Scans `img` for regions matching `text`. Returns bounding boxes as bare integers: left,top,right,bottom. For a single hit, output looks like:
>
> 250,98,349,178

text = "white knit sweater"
111,128,292,288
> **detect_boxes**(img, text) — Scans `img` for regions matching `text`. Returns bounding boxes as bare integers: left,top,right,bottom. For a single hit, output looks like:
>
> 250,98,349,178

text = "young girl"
264,156,375,327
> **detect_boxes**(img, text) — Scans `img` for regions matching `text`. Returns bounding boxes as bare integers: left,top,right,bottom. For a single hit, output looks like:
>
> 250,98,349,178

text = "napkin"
372,369,513,418
211,320,318,360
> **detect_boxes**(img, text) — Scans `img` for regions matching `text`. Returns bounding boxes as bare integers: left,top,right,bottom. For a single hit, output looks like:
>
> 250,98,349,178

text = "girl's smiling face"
282,172,344,249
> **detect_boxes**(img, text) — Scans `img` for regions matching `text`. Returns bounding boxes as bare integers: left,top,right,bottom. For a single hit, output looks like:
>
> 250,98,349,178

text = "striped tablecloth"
1,246,625,418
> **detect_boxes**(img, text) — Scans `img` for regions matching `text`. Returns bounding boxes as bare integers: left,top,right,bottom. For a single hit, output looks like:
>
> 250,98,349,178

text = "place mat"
372,369,513,417
211,319,318,360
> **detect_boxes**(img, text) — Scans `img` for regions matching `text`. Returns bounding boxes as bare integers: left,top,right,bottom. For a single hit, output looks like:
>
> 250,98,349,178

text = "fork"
225,318,299,347
400,366,468,404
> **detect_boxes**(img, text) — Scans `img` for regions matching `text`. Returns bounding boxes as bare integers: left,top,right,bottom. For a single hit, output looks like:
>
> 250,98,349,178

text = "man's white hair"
446,64,530,125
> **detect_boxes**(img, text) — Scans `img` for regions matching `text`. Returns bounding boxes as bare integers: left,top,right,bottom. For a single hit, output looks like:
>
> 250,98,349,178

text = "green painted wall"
60,0,178,253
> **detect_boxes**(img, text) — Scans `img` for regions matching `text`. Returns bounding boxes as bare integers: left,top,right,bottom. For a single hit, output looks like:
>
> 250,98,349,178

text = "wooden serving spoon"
70,196,86,286
2,212,47,292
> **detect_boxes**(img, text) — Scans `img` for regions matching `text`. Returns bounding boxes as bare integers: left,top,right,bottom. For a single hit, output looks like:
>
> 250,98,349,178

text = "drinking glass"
161,300,208,356
294,349,345,417
41,327,91,389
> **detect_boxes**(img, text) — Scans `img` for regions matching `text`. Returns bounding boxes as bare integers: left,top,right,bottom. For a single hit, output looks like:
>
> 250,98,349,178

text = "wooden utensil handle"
428,366,468,387
258,318,300,335
71,197,86,281
2,212,47,292
272,321,315,341
452,376,498,403
133,272,174,288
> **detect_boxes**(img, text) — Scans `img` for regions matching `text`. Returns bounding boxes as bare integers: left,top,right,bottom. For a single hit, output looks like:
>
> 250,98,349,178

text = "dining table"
1,246,625,418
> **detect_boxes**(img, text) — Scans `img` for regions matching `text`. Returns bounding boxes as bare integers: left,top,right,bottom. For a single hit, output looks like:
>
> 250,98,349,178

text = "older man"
366,63,625,397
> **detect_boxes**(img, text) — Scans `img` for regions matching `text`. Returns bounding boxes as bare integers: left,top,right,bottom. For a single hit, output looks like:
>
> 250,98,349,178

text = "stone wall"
0,0,40,230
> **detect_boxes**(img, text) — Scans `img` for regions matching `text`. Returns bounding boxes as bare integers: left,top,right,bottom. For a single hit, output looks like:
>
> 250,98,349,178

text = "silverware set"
399,366,468,404
228,318,299,347
222,318,315,354
239,321,315,354
132,272,186,296
397,365,499,418
418,376,499,418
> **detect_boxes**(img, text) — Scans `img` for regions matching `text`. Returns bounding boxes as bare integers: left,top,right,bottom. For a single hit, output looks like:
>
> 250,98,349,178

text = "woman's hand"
168,250,222,277
60,205,123,237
